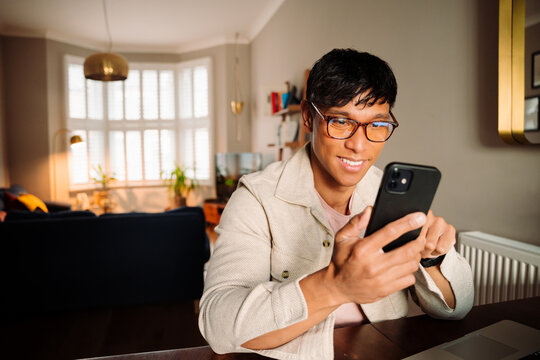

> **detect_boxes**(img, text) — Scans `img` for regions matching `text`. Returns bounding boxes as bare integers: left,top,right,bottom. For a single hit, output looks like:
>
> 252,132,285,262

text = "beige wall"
250,0,540,245
0,37,8,187
2,37,50,199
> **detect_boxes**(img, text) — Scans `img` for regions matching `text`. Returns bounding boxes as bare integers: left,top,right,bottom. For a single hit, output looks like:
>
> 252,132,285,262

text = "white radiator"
457,231,540,306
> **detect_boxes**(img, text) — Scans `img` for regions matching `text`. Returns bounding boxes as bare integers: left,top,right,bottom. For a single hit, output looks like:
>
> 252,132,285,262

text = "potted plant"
91,164,117,213
164,165,199,208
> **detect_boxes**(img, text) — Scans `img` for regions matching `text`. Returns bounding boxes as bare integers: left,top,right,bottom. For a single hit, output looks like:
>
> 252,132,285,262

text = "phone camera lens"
390,179,397,188
392,168,400,178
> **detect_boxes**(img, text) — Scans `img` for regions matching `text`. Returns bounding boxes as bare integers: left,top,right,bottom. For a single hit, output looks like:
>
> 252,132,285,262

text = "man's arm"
243,209,427,349
413,211,474,317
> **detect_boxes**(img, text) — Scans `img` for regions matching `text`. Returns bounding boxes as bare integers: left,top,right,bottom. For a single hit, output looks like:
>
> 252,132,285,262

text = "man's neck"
309,149,355,215
315,184,354,215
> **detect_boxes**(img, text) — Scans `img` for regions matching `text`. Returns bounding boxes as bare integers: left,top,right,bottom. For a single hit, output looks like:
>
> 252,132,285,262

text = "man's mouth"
338,156,365,167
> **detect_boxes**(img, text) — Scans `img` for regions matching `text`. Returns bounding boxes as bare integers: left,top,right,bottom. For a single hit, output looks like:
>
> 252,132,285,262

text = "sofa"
0,206,210,316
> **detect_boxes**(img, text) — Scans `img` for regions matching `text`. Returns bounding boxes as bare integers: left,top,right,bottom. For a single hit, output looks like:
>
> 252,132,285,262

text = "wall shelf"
267,71,310,161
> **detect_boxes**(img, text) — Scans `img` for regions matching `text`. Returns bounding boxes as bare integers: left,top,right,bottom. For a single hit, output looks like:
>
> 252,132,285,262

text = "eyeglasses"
310,102,399,142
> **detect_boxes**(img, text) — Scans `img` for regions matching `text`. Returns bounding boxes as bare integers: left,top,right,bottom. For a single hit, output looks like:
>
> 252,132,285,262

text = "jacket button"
323,240,331,247
281,270,289,279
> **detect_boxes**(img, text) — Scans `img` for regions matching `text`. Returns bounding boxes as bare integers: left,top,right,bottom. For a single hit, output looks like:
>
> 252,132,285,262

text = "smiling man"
199,49,474,360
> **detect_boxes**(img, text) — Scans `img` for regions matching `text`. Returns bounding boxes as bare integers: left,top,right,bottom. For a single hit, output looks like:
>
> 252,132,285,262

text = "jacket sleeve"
198,185,334,360
411,246,474,319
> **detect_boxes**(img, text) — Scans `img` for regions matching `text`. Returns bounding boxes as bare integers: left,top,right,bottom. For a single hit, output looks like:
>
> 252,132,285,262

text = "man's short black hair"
306,48,397,109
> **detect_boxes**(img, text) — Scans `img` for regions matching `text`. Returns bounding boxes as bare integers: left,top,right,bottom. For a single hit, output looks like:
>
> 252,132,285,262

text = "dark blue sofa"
0,206,209,315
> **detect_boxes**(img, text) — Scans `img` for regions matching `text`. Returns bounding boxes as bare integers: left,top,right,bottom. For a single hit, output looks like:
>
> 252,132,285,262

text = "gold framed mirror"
499,0,540,144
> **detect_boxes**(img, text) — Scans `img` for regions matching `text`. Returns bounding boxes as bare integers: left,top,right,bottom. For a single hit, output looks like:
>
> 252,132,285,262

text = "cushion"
17,193,48,213
3,191,27,211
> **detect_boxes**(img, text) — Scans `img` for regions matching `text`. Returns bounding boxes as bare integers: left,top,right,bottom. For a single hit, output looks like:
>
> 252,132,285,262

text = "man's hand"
418,210,456,259
326,208,427,306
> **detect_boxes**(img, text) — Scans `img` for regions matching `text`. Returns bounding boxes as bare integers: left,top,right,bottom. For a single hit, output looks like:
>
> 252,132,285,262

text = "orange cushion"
17,193,48,213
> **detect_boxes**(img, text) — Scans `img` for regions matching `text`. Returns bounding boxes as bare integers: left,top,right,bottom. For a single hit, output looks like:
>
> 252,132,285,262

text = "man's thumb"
336,206,372,244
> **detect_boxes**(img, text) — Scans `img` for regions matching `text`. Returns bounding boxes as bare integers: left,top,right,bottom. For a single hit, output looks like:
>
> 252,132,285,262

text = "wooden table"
79,297,540,360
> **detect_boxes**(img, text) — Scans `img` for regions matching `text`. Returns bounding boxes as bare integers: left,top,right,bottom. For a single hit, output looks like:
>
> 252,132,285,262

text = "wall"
2,37,50,199
250,0,540,245
0,37,8,187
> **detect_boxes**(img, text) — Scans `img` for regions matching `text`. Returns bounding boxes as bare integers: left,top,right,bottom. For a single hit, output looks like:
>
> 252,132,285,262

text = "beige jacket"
199,145,474,360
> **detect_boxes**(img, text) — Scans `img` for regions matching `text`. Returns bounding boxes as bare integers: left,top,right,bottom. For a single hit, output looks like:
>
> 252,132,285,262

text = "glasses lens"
366,122,394,142
328,118,355,139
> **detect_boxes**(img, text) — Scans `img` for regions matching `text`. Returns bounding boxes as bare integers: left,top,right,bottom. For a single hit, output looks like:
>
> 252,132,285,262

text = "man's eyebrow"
372,113,390,120
326,110,390,121
326,109,350,116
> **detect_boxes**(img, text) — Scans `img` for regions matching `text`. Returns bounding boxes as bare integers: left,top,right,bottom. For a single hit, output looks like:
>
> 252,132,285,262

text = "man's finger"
333,207,372,267
380,236,424,269
335,206,372,244
366,212,427,251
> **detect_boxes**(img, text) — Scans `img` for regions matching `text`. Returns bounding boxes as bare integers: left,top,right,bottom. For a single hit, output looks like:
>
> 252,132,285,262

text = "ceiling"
0,0,285,53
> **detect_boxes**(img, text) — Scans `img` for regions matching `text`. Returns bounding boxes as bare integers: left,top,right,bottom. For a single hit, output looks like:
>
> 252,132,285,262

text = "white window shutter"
125,70,141,120
66,57,211,189
144,130,160,180
143,70,158,120
68,64,86,119
193,66,208,118
108,81,123,120
109,131,126,181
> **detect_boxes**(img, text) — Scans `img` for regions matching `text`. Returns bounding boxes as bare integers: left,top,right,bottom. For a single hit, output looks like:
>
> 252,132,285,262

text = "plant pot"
94,190,115,213
173,193,187,208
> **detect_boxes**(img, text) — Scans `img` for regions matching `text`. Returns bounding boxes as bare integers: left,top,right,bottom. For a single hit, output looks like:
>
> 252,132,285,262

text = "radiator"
457,231,540,306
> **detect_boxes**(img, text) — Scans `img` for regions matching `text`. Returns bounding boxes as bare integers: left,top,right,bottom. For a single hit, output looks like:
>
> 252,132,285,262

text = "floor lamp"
52,128,83,201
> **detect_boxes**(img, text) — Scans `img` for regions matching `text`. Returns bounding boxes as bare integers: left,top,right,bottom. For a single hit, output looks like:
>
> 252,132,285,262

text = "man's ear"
300,100,313,133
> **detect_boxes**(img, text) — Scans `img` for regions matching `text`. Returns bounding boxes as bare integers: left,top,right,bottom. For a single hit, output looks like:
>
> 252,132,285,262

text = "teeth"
340,157,364,166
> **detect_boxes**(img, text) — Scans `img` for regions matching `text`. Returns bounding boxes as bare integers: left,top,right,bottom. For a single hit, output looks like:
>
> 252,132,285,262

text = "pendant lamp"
230,33,244,141
84,0,128,81
230,33,244,115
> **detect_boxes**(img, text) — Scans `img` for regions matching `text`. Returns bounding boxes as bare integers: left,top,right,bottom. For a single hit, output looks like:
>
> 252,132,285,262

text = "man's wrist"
311,264,347,308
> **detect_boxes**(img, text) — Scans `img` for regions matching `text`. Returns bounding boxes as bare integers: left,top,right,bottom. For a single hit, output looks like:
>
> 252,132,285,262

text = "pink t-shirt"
316,192,367,328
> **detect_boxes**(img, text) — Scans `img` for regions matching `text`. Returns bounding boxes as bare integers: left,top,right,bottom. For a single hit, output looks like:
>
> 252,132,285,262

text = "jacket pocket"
270,246,316,282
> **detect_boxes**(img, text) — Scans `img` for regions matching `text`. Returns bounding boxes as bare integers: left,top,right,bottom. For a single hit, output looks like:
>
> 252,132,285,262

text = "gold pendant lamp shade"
84,52,128,81
84,0,128,81
230,100,244,115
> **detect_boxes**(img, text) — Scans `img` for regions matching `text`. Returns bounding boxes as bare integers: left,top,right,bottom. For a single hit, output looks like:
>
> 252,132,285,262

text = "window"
65,56,213,189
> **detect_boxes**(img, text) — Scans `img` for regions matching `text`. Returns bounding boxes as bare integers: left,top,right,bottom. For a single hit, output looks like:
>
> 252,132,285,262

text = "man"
199,49,474,359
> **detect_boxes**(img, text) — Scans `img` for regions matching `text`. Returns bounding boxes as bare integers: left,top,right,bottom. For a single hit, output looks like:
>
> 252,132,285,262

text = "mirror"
499,0,540,144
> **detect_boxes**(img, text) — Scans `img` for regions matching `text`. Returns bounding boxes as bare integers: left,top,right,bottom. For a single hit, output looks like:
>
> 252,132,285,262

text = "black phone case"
364,162,441,252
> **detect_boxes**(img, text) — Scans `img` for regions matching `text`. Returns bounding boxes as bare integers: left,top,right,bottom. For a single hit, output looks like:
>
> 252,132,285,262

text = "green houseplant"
90,165,117,213
164,165,199,208
91,164,117,191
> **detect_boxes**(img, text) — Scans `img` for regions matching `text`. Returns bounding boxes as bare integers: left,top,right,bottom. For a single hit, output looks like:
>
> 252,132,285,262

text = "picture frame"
533,51,540,89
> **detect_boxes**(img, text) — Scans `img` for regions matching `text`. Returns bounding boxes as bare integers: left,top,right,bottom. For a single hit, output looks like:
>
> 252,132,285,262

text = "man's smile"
338,156,366,170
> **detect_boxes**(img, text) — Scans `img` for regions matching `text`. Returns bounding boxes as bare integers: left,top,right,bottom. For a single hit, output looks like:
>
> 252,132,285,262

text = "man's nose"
343,126,369,152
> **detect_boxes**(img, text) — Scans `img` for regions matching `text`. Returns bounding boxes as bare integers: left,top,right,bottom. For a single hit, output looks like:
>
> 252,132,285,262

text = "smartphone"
364,162,441,252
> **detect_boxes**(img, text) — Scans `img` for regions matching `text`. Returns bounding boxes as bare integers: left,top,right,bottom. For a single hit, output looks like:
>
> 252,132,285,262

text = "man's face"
307,97,389,191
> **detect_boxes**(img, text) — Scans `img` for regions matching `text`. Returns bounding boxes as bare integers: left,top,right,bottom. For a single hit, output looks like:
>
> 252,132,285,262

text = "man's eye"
370,121,391,128
330,117,350,127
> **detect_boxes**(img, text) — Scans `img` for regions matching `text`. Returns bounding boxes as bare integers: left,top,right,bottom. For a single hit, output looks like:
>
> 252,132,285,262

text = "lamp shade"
84,52,129,81
230,100,244,115
70,135,83,146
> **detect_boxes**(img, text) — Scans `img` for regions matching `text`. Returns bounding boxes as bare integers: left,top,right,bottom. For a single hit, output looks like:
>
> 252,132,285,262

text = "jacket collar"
274,143,319,209
274,142,381,226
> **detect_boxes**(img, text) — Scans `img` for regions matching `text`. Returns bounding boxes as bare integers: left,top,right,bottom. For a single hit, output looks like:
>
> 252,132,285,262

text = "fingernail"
410,213,426,226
